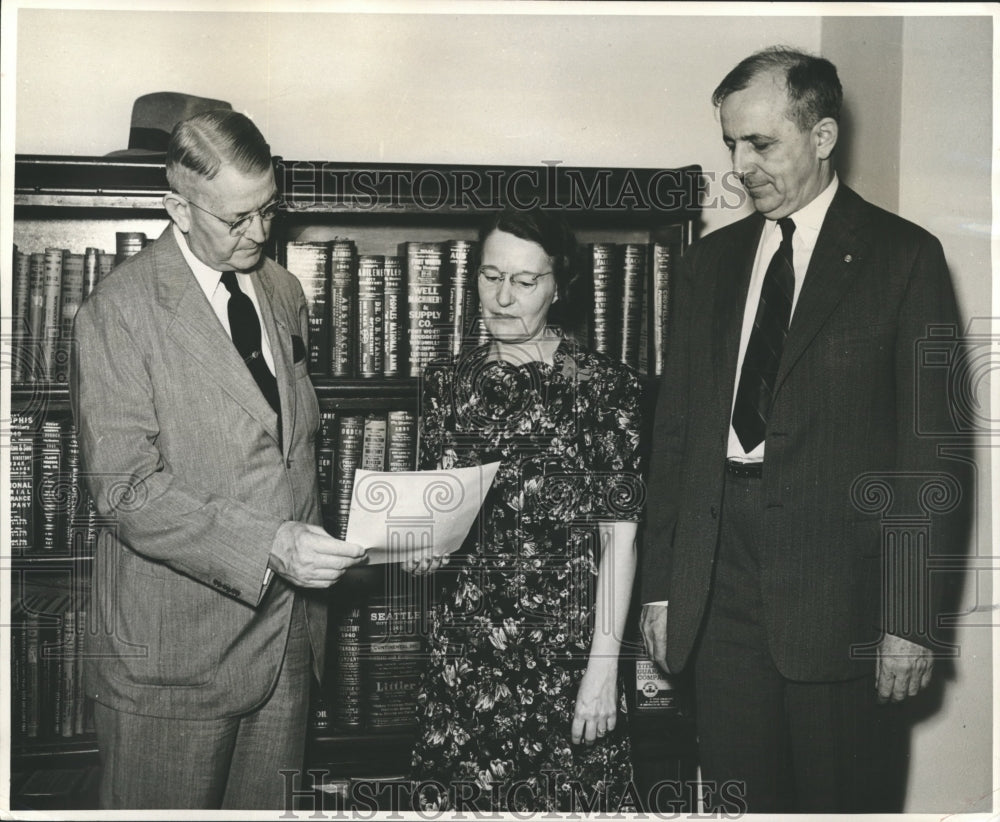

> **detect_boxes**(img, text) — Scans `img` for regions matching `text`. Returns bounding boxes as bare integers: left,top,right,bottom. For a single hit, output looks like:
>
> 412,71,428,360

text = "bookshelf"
10,153,700,810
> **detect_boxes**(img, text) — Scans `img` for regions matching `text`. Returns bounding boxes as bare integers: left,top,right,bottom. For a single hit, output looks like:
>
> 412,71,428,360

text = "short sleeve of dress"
417,361,454,471
580,358,645,522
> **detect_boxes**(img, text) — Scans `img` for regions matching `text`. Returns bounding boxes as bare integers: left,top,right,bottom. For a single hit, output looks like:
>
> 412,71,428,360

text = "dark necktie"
220,271,282,433
732,217,796,452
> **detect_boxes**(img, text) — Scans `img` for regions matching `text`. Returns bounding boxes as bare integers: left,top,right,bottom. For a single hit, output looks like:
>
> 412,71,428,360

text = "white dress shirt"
726,175,839,462
173,223,276,376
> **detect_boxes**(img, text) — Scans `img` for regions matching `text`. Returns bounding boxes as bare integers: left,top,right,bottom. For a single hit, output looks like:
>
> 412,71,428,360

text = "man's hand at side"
876,633,934,703
640,602,670,675
268,521,368,588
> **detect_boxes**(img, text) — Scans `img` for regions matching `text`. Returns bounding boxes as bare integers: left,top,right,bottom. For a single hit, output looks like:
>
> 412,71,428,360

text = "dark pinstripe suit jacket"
72,227,326,718
640,184,966,681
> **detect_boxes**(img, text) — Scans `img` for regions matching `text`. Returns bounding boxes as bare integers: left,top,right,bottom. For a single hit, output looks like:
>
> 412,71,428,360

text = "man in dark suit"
640,47,965,812
72,110,367,808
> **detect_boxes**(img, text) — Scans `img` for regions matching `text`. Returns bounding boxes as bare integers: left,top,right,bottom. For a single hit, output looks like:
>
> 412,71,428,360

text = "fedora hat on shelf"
106,91,233,156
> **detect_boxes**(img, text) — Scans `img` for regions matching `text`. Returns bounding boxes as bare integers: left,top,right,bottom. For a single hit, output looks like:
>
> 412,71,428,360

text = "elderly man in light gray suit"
71,110,367,809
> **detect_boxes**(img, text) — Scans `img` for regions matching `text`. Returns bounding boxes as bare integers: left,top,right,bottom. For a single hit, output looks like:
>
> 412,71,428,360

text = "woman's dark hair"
476,207,587,336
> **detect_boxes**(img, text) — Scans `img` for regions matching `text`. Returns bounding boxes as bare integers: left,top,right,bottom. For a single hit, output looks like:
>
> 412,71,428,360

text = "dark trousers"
94,597,311,810
693,472,900,813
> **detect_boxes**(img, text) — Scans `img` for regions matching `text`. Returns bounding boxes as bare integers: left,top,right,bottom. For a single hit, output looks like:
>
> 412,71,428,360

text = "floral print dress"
410,337,644,812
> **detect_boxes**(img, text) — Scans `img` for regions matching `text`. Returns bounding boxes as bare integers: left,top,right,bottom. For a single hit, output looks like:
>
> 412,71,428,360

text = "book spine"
634,650,680,714
403,242,447,377
330,240,357,378
37,419,64,553
83,247,101,298
447,240,477,357
385,410,416,472
650,241,676,377
357,255,385,378
10,412,35,556
97,252,115,282
115,232,146,265
73,605,86,736
361,413,388,472
12,248,31,383
41,248,64,382
589,243,618,356
619,243,646,369
317,410,338,535
364,596,423,731
62,424,85,558
382,255,405,378
24,605,41,738
334,415,364,540
332,606,364,730
60,607,77,737
284,241,331,376
57,253,85,383
26,252,46,383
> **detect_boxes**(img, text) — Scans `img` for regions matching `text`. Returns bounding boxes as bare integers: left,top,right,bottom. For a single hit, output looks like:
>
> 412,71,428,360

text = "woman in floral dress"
408,208,644,813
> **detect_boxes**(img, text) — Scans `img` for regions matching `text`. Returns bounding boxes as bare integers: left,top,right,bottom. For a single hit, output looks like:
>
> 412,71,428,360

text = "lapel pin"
843,254,853,263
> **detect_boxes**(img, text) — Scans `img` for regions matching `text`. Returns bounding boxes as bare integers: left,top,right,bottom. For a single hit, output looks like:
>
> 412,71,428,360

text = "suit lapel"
775,185,870,392
253,265,296,458
154,228,281,445
713,213,764,409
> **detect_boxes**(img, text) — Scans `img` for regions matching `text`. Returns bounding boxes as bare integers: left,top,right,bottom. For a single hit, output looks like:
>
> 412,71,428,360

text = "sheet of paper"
345,462,500,565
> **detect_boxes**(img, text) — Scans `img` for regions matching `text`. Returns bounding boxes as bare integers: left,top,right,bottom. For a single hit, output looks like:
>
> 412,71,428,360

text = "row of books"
12,586,94,742
318,410,417,540
280,240,478,380
281,234,682,379
314,592,424,734
10,414,96,557
10,234,148,384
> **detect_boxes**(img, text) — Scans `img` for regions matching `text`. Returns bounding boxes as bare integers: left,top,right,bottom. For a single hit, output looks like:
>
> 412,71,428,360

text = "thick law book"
61,424,86,559
83,247,102,298
36,419,64,554
634,650,681,714
357,255,385,378
382,255,405,378
385,410,416,473
334,415,364,541
56,253,85,384
114,232,146,265
317,410,338,534
329,240,357,378
648,228,683,377
332,605,364,731
283,241,331,376
401,242,448,377
26,252,46,383
619,243,647,370
12,248,31,383
589,243,619,357
363,594,423,731
40,248,64,382
361,413,388,472
446,240,477,357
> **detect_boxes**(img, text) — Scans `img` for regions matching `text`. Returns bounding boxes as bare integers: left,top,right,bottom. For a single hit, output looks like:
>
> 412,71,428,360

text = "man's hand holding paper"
345,462,500,566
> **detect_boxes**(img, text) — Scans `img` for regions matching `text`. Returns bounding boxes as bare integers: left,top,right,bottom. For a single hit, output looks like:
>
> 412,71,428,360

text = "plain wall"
8,6,995,814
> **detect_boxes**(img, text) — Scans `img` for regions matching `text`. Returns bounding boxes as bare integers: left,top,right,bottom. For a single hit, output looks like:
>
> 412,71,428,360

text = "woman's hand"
401,549,449,576
571,659,619,745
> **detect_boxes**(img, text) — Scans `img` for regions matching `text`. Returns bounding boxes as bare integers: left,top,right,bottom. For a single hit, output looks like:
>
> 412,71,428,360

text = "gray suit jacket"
72,227,325,718
641,184,967,681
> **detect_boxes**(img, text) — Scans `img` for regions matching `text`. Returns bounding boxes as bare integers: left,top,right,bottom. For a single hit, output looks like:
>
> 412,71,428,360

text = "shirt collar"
172,222,228,299
775,173,839,241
